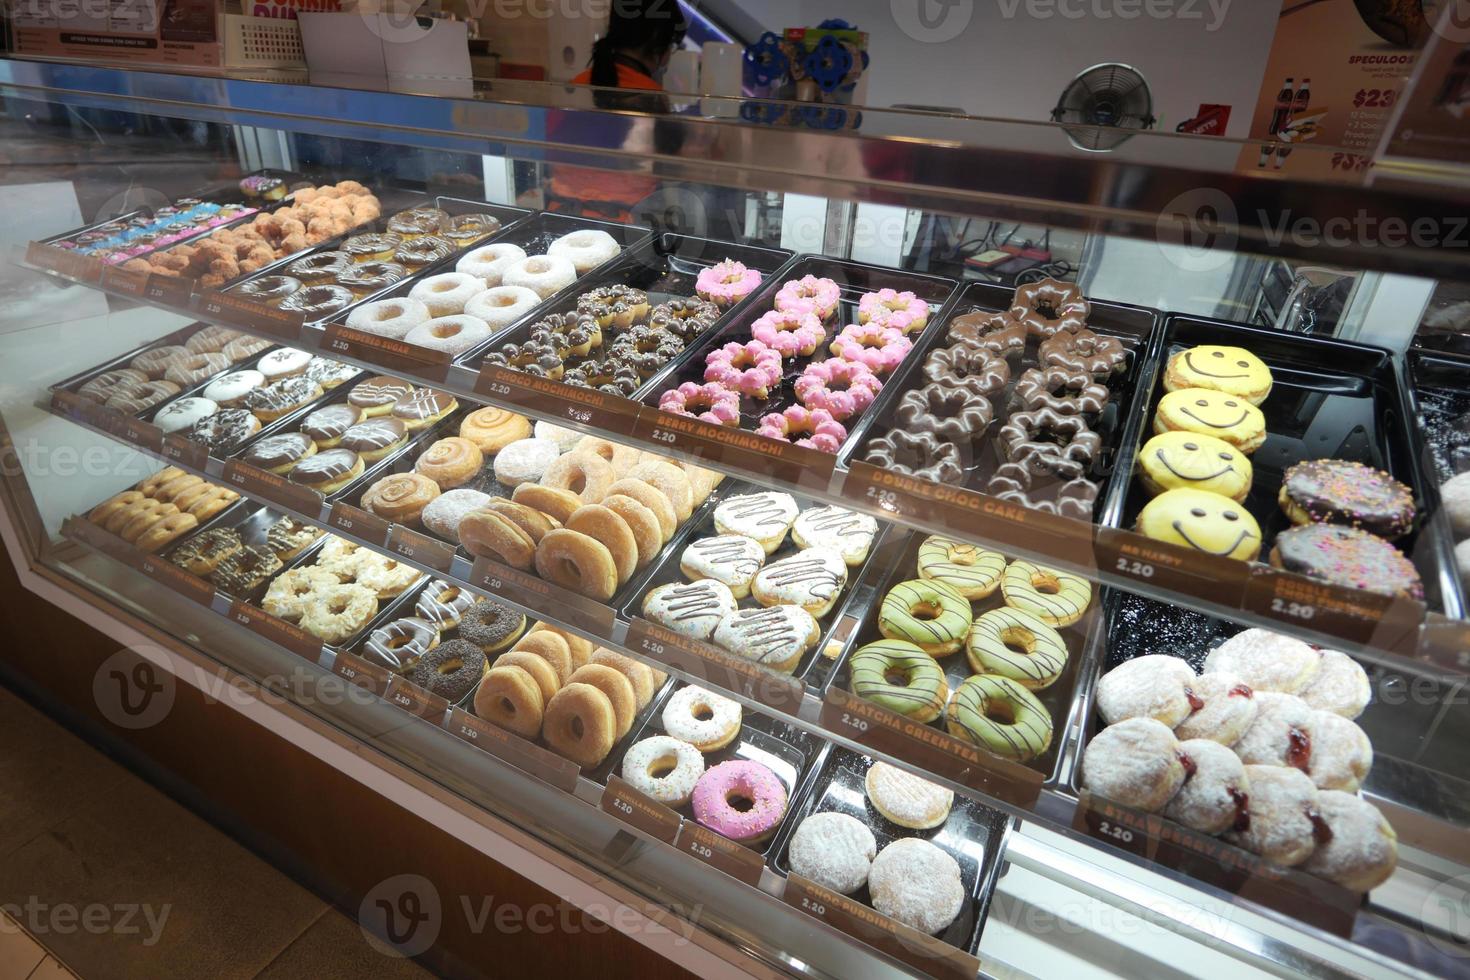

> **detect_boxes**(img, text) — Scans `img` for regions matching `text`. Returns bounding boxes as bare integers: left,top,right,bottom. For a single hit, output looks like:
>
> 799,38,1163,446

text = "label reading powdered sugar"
323,323,451,381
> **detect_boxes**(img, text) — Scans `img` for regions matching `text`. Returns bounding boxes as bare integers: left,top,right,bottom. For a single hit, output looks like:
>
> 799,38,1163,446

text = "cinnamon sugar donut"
566,663,635,738
415,437,484,489
458,407,531,454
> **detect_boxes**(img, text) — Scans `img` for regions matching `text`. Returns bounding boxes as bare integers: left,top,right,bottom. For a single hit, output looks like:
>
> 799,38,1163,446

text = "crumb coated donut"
878,579,971,655
1081,717,1186,812
850,640,949,722
1299,649,1371,719
868,839,964,935
590,648,658,709
965,607,1068,690
693,760,787,844
917,535,1005,599
1234,691,1313,769
535,528,619,600
865,760,954,830
621,735,705,808
789,812,876,895
543,682,618,767
1302,791,1398,891
1164,739,1250,835
1225,765,1319,867
542,452,615,503
406,638,486,702
1000,560,1091,627
567,663,635,738
474,665,544,737
458,598,526,653
1173,672,1256,746
458,407,531,454
1095,654,1197,726
946,674,1053,762
1307,710,1373,792
661,685,741,751
1204,629,1320,694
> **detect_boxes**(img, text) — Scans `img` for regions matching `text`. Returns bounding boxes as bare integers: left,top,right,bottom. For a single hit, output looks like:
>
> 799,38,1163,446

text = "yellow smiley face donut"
1154,388,1267,454
999,560,1092,628
1136,488,1262,561
1139,431,1253,502
1164,345,1273,405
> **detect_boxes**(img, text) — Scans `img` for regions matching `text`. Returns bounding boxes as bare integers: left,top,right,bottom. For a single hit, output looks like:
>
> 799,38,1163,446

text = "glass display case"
3,57,1469,980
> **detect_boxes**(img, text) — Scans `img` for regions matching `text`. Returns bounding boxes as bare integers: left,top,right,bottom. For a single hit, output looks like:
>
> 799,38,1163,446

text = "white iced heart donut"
789,812,876,895
712,604,818,673
456,242,527,285
346,297,431,340
621,735,705,807
548,228,621,274
679,534,765,598
712,491,800,553
408,271,487,317
404,314,493,355
464,285,542,329
751,547,847,617
641,578,737,640
791,505,877,566
660,684,741,751
257,346,313,378
501,254,577,299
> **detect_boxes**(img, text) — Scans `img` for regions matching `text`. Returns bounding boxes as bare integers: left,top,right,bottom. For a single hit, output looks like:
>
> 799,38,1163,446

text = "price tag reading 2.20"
600,775,680,844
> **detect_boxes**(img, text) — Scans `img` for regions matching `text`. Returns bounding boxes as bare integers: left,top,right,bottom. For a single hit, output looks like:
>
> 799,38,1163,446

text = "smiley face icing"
1164,346,1273,405
1136,488,1262,561
1139,431,1253,501
1153,387,1267,454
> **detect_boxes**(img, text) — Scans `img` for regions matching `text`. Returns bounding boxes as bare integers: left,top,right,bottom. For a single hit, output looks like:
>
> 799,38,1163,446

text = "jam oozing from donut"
1177,750,1198,778
1286,726,1312,771
1228,788,1251,833
1185,685,1205,712
1308,806,1334,845
1229,684,1253,698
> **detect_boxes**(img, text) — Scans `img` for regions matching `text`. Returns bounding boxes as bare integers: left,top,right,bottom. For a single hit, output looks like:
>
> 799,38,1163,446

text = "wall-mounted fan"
1051,63,1156,152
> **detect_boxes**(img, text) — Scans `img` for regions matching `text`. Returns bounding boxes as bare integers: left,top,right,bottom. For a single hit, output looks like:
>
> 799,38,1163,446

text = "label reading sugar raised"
673,821,764,886
383,675,450,722
100,264,150,297
137,552,215,606
331,650,392,695
322,323,451,381
626,618,805,713
223,460,323,515
386,524,455,573
327,501,391,547
474,366,641,440
144,274,196,308
630,407,833,494
1093,526,1247,606
1241,565,1421,654
782,875,981,980
469,556,615,637
600,775,682,844
444,708,580,792
197,289,305,340
227,599,323,660
26,241,102,283
160,433,209,471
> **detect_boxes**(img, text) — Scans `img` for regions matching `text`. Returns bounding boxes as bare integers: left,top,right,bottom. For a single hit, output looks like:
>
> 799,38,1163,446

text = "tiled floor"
0,684,436,980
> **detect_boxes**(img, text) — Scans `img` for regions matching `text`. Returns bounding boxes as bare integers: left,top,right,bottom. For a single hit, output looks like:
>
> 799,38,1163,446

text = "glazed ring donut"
945,674,1054,762
136,512,198,553
364,616,441,671
661,684,742,751
118,500,175,539
474,664,545,738
299,583,379,646
1009,277,1090,338
567,663,636,738
878,579,972,656
495,651,560,703
916,534,1005,599
534,529,619,601
624,462,693,522
1000,560,1091,628
137,466,186,496
850,639,949,722
89,491,144,524
540,452,615,503
621,735,704,807
565,505,637,584
510,484,582,525
164,353,230,387
603,479,676,541
966,608,1069,690
599,494,662,568
511,630,574,685
480,500,558,544
542,683,618,767
460,510,537,570
458,407,532,454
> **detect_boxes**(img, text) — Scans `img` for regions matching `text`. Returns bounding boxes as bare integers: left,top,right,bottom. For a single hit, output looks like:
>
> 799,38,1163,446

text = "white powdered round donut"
456,242,527,285
1204,628,1320,694
408,271,487,317
621,735,705,806
789,812,876,895
868,838,964,935
1164,739,1249,834
1095,654,1196,727
491,437,561,487
864,760,953,829
404,314,493,356
464,285,542,329
1173,671,1257,746
548,228,620,274
1302,791,1398,891
346,297,431,340
1233,691,1313,768
1225,765,1319,867
1299,649,1370,719
1081,717,1185,812
661,684,741,748
1306,709,1373,792
421,488,492,543
1442,470,1470,538
533,420,584,451
502,254,577,299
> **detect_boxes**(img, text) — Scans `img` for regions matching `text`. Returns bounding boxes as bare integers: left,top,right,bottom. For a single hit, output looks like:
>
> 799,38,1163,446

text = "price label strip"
600,774,682,844
386,524,456,574
49,389,119,435
331,649,392,695
144,273,197,308
782,874,981,980
1418,613,1470,675
119,416,164,454
475,366,642,440
630,406,834,493
819,687,1042,808
1242,565,1421,654
469,556,615,637
327,501,391,547
626,618,805,713
444,708,580,793
100,264,150,298
227,599,324,661
26,241,103,283
322,323,452,381
1093,527,1247,608
160,433,210,471
137,552,216,606
62,517,145,568
223,460,324,517
196,289,305,341
673,821,764,886
383,675,450,722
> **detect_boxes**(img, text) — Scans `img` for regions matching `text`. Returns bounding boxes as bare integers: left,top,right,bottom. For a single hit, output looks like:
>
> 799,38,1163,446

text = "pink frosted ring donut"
756,405,847,453
830,323,912,374
696,259,763,308
704,340,784,398
859,288,929,334
794,358,883,421
692,759,788,843
658,381,741,426
775,275,841,322
751,308,826,358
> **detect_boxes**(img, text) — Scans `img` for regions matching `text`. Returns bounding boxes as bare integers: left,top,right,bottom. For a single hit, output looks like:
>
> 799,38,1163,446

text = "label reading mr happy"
626,618,804,713
1094,526,1246,605
600,774,681,843
631,407,833,492
323,323,451,380
475,366,641,439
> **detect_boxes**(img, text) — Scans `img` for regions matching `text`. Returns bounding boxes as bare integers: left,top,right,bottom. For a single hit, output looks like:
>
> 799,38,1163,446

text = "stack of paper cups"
665,48,700,95
700,40,742,117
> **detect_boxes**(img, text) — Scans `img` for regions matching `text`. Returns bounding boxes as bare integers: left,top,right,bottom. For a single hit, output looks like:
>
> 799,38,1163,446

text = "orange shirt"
548,63,662,218
568,64,661,90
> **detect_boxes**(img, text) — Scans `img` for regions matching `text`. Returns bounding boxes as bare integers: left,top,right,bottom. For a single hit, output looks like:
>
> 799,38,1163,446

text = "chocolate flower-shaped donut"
1010,277,1090,338
922,343,1010,399
986,461,1099,520
563,356,641,396
894,382,995,445
1012,366,1110,415
864,429,967,484
998,407,1102,480
1039,328,1126,379
947,310,1026,359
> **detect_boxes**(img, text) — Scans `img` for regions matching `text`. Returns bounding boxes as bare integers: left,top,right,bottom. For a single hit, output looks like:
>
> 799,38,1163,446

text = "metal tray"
838,281,1162,527
767,742,1012,957
1401,348,1470,617
821,529,1103,785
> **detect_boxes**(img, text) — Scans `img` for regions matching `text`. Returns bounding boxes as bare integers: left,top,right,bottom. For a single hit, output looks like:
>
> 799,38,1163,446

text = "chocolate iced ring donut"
893,382,994,446
863,429,967,484
394,235,454,268
999,407,1102,477
1009,277,1090,338
387,207,449,236
443,213,502,245
342,232,403,261
921,343,1010,399
1039,328,1127,379
286,250,351,283
337,261,407,294
648,297,721,338
1012,366,1109,415
279,284,355,319
947,309,1026,359
236,275,302,303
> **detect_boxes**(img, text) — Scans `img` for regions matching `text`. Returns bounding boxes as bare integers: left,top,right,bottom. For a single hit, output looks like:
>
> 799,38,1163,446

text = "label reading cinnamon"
600,775,681,843
444,708,580,792
474,366,641,440
673,821,764,886
137,553,216,606
196,289,305,340
386,524,456,573
630,407,834,493
626,618,805,713
223,459,323,515
100,264,150,297
144,274,196,308
227,599,323,660
327,501,391,547
819,687,1043,808
160,433,209,471
469,556,615,637
383,675,450,722
1241,565,1421,654
1093,527,1247,606
323,323,451,381
27,241,102,283
782,874,981,980
331,649,392,695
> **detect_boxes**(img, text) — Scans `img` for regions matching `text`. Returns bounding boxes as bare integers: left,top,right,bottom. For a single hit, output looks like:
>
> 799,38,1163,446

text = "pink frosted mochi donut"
775,275,841,322
756,405,847,453
859,288,929,334
658,381,741,426
692,759,788,843
829,323,912,373
751,308,826,358
703,340,784,398
793,358,883,421
697,259,762,307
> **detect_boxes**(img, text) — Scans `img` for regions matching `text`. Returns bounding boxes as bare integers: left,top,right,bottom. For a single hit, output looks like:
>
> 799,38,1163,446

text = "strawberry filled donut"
696,259,763,308
658,381,741,426
793,358,882,421
751,308,826,358
829,322,912,374
859,288,929,334
775,275,841,322
703,340,784,398
756,405,847,453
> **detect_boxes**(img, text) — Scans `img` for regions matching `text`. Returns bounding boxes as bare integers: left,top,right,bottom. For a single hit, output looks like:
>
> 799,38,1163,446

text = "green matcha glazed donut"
917,534,1005,599
965,607,1069,690
849,639,949,723
878,579,972,655
945,674,1053,762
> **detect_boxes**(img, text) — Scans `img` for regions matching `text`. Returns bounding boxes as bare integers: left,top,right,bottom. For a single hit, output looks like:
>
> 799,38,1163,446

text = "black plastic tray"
768,743,1011,957
1402,349,1470,616
52,322,230,397
160,501,325,605
840,281,1161,527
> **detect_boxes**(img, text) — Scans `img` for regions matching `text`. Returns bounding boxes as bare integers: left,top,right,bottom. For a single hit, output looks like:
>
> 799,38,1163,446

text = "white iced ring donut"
464,285,543,329
620,735,705,806
345,297,431,340
660,685,741,750
404,315,494,356
548,229,621,274
456,242,527,286
501,254,577,299
408,271,487,317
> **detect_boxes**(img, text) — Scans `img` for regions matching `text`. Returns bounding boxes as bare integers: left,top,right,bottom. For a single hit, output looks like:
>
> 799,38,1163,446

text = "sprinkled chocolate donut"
1278,459,1415,540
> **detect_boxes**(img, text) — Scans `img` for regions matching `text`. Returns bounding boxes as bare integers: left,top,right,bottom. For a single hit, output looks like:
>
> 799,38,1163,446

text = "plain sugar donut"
543,682,617,767
548,228,621,274
346,297,431,340
567,663,635,738
534,528,619,600
456,242,527,285
474,665,544,737
464,285,543,329
408,271,487,317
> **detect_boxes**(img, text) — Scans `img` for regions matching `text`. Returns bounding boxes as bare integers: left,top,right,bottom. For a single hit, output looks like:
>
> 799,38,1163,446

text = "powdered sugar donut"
491,437,561,486
864,760,953,829
456,242,527,285
755,405,847,453
1081,717,1186,812
793,358,882,421
464,285,542,329
1307,709,1373,792
868,839,964,935
346,297,431,340
548,228,620,274
775,275,840,321
1094,655,1197,727
1225,765,1319,866
788,812,876,895
1299,648,1370,719
1233,691,1313,768
532,421,584,452
621,735,705,807
829,322,912,374
1302,791,1398,891
1204,628,1320,694
703,340,783,398
1164,739,1250,834
404,315,492,355
408,272,486,317
696,259,762,307
1173,672,1257,746
658,382,740,426
421,488,492,542
751,308,825,357
502,254,576,299
859,288,929,334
